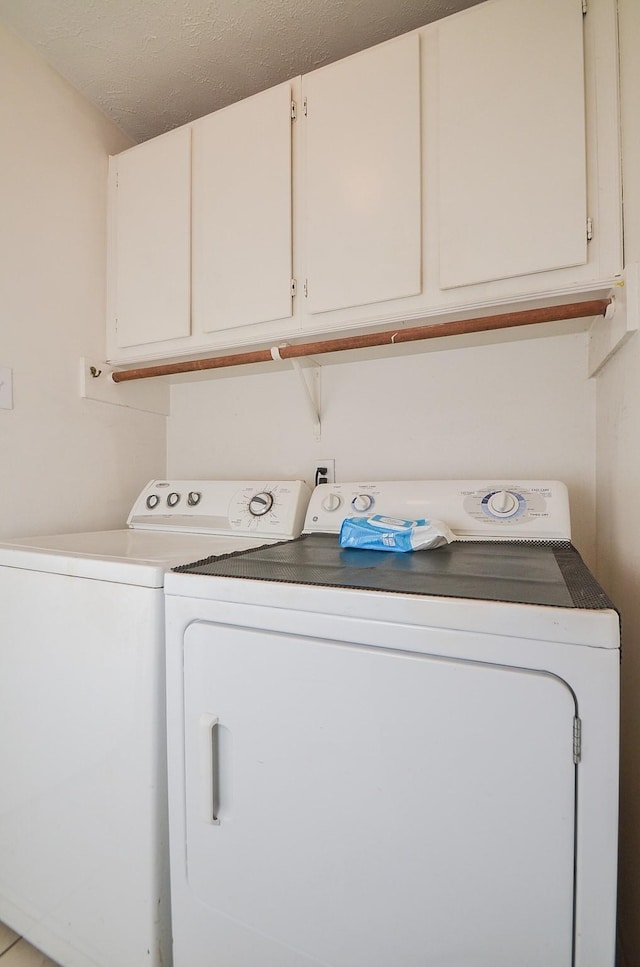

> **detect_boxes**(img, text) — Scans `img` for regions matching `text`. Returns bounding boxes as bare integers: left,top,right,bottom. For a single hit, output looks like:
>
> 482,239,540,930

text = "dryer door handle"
200,714,221,825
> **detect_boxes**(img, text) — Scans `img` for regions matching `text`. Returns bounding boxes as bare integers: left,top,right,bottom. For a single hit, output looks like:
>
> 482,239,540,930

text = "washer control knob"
167,492,181,508
146,494,160,510
487,490,519,517
352,493,375,513
321,493,342,513
187,491,202,506
248,491,274,517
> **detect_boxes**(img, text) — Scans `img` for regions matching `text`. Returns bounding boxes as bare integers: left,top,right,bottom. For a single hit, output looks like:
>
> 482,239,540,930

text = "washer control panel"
127,480,311,538
305,480,570,541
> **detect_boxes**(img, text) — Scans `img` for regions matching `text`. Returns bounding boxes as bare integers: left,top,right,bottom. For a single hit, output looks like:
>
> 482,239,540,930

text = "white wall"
0,23,166,539
596,1,640,963
169,330,597,563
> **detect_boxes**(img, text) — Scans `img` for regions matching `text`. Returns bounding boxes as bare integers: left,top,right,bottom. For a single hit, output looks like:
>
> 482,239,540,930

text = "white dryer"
164,480,619,967
0,479,310,967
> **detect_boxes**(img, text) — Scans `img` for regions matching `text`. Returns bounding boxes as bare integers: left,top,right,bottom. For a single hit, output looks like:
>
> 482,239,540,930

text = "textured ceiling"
0,0,484,143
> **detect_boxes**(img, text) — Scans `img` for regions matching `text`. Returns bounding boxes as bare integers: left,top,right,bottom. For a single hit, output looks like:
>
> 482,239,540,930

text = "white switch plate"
0,366,13,410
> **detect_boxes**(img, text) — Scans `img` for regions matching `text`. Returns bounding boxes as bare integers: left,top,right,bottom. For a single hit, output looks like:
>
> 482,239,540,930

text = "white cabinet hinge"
303,279,309,298
290,278,297,296
291,100,297,121
587,217,594,241
582,0,587,14
303,97,308,117
573,716,582,764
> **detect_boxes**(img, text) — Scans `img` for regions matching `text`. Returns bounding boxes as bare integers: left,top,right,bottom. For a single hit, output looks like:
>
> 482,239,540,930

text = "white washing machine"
164,480,619,967
0,478,310,967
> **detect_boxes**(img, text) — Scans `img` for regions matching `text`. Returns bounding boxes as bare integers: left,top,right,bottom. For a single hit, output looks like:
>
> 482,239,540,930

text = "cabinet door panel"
437,0,587,289
182,623,576,967
193,82,293,334
112,127,191,348
304,33,421,315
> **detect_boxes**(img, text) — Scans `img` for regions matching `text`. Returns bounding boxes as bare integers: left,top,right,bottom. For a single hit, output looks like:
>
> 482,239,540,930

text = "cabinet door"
181,623,576,967
193,82,293,334
304,33,421,315
437,0,587,289
110,126,191,348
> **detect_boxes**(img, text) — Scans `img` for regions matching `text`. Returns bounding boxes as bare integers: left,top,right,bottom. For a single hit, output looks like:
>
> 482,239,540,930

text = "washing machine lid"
0,479,311,587
0,529,272,587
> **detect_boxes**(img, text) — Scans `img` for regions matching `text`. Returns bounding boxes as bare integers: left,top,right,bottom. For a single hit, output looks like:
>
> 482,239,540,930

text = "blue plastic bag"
339,515,454,553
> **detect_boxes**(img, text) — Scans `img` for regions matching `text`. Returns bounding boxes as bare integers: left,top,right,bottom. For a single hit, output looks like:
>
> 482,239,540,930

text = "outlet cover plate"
314,459,335,486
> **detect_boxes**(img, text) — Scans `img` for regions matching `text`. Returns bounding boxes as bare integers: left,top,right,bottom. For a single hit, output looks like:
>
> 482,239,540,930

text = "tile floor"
0,923,60,966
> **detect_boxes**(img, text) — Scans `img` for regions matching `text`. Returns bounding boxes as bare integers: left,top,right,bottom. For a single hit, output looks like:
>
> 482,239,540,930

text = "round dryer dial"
480,489,527,521
322,493,342,512
352,494,375,513
486,490,520,518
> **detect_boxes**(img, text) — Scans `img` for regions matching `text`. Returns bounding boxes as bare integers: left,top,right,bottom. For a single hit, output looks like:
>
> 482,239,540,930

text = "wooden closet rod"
111,297,613,383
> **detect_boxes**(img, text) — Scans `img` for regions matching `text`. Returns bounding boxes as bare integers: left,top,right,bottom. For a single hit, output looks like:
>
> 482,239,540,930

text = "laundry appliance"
164,479,619,967
0,478,310,967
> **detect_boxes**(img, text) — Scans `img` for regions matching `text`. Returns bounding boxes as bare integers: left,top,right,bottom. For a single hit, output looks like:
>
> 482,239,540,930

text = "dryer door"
181,622,576,967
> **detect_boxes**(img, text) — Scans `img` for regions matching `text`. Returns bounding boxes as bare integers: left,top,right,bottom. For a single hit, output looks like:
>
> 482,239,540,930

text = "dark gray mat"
174,536,615,611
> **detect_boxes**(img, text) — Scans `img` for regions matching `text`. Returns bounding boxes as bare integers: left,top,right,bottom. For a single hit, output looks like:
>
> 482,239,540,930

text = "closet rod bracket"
273,345,321,440
588,265,639,375
79,358,170,414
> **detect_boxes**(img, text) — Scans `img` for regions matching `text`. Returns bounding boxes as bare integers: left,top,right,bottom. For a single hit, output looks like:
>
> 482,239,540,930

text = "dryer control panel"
304,480,570,542
127,479,311,539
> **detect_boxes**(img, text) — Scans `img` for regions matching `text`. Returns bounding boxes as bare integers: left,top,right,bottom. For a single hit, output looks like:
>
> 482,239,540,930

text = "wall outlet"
314,459,335,486
0,366,13,410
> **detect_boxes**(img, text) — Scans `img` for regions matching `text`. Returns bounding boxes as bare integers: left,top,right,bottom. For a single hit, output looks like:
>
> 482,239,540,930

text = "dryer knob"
352,493,374,513
487,490,519,517
146,494,160,510
167,492,181,508
187,491,202,506
321,493,342,513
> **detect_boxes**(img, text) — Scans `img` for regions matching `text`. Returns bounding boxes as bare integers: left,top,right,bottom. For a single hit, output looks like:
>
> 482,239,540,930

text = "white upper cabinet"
109,126,191,350
303,33,422,315
107,82,299,364
295,0,620,336
106,0,620,365
437,0,587,289
192,81,294,335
